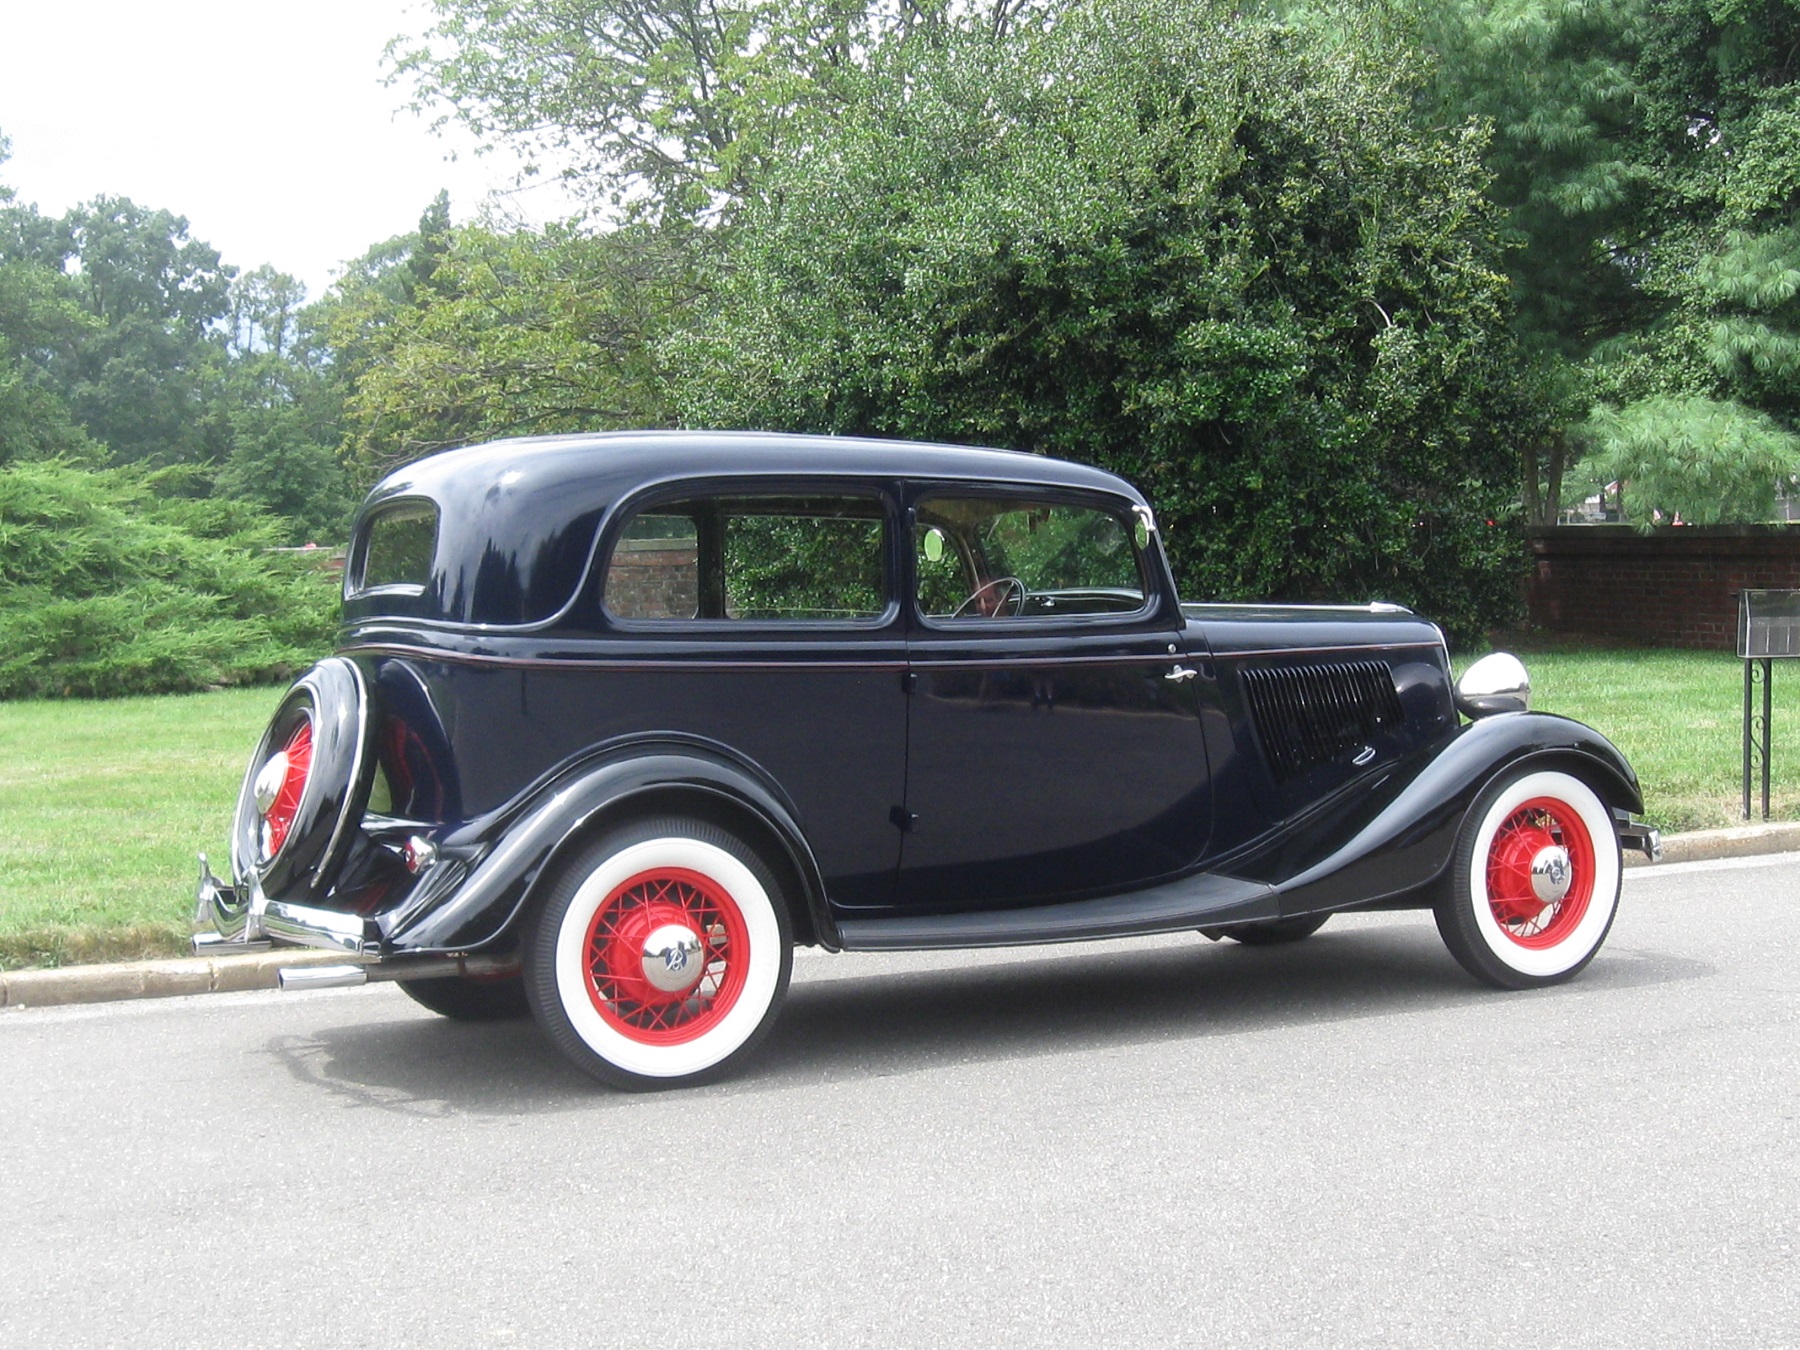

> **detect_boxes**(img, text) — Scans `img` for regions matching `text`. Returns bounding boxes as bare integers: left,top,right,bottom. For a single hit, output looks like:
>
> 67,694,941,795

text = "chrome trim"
314,658,372,892
191,932,272,955
261,900,369,956
1164,665,1198,682
1455,651,1531,719
278,964,368,991
1617,820,1663,862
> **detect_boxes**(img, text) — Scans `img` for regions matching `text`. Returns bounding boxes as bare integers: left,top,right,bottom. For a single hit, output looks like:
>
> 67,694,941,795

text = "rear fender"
375,740,833,954
1245,713,1642,916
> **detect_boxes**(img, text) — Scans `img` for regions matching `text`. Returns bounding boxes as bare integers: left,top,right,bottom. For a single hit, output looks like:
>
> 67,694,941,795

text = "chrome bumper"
193,853,370,956
192,854,520,990
1616,819,1663,863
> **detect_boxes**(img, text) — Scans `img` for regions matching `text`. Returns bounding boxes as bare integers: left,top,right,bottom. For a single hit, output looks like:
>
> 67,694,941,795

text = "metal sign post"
1738,590,1800,819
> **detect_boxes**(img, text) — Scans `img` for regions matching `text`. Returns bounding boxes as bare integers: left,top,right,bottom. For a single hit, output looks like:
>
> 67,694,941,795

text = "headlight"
1455,652,1530,719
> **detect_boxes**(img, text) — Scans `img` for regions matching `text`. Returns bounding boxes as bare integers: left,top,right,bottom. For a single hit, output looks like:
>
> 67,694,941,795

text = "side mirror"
1455,652,1530,719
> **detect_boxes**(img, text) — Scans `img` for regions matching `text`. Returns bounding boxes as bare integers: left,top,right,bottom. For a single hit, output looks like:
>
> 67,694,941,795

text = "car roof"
352,431,1149,628
368,429,1141,509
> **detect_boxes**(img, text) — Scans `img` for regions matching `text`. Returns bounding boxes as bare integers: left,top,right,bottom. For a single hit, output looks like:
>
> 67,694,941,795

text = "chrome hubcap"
253,751,289,816
1529,844,1573,904
639,923,705,994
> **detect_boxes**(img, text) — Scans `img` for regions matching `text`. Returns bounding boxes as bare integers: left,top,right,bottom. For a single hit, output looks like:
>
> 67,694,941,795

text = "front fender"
373,740,832,954
1244,712,1642,915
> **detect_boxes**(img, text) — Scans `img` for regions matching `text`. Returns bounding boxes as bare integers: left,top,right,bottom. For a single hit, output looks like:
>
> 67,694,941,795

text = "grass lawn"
0,686,282,970
0,645,1789,969
1514,645,1800,835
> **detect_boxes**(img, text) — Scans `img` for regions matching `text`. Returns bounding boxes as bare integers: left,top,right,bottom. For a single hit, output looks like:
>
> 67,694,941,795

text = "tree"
672,0,1529,639
330,218,692,485
0,132,99,466
1385,0,1800,524
388,0,1053,221
7,196,236,466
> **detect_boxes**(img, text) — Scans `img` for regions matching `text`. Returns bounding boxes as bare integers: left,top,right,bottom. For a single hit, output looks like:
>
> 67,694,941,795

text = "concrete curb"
0,949,348,1010
6,823,1799,1011
1622,821,1800,867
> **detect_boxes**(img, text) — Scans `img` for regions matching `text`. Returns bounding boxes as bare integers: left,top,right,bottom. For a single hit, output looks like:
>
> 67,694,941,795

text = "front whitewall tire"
1435,768,1622,989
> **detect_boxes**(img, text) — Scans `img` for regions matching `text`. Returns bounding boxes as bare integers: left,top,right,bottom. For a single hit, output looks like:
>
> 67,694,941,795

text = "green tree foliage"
0,136,100,466
0,459,339,698
326,216,691,486
1580,394,1800,523
672,2,1527,639
389,1,1051,221
13,197,236,466
215,265,354,543
1392,0,1800,523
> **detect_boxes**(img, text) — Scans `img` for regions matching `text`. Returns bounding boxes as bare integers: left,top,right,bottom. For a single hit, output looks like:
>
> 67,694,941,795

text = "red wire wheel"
260,718,314,860
1481,796,1595,948
1435,768,1622,990
526,817,794,1090
582,867,750,1044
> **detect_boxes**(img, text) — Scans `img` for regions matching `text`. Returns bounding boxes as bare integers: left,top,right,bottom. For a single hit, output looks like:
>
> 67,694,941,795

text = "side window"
916,496,1147,620
604,512,700,619
604,495,888,622
355,501,438,593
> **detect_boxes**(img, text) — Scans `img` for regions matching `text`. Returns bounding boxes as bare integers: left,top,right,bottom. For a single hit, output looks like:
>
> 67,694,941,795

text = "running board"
835,873,1277,952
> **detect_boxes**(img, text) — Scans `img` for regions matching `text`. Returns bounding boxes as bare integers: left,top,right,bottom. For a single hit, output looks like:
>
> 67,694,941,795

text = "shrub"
0,460,338,697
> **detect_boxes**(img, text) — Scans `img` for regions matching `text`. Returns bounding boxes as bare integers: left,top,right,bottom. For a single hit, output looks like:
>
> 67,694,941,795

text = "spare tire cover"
230,657,373,900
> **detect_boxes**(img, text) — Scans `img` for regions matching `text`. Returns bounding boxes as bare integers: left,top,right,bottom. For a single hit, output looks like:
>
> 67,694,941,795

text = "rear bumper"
192,854,521,990
192,853,371,957
1616,817,1663,862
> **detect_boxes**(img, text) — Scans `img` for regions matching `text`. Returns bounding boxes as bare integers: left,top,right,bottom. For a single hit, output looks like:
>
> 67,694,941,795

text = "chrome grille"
1241,660,1405,781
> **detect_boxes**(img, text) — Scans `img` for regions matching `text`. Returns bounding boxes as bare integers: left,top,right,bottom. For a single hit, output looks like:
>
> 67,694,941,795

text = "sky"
0,0,580,298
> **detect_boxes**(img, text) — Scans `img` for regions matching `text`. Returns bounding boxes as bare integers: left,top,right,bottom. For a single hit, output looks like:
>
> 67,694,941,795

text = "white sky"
0,0,581,299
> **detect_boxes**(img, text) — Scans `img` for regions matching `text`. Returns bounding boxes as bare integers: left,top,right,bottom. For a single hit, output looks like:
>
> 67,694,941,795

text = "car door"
593,483,910,909
895,486,1213,911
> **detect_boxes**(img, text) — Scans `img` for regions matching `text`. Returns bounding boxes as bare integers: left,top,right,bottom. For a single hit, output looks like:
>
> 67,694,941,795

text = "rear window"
356,502,438,593
604,494,888,622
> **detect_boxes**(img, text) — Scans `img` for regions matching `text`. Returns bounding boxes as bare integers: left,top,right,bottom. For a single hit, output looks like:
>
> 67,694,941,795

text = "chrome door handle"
1165,665,1197,682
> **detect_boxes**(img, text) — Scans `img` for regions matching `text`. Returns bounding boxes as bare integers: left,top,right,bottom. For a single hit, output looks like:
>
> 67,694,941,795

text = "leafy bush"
0,460,338,697
671,2,1530,643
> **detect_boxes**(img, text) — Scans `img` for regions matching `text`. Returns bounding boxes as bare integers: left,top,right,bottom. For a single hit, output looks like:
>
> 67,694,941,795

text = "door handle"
1165,665,1197,682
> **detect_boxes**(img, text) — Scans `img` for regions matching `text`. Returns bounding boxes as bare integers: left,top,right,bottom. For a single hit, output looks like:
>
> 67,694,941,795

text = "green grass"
0,647,1790,969
1481,644,1797,835
0,687,281,970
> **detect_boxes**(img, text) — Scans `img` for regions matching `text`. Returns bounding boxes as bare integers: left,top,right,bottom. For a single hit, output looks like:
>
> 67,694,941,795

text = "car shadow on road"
265,920,1710,1115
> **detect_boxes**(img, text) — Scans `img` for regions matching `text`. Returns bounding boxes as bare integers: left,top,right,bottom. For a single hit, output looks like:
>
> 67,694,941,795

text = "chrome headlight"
1455,652,1530,719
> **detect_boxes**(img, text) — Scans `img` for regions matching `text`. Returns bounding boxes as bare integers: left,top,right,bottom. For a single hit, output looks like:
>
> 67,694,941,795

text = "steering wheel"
951,575,1026,619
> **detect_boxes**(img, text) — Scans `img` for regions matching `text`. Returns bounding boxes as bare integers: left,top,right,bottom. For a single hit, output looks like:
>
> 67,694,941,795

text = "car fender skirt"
375,748,831,952
1261,713,1642,915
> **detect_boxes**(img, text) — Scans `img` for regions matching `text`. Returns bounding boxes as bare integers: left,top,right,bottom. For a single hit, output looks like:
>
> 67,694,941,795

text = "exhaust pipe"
276,953,520,993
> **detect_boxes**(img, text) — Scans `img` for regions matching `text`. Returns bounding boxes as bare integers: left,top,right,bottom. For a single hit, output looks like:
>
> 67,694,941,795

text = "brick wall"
1527,525,1800,649
604,538,699,619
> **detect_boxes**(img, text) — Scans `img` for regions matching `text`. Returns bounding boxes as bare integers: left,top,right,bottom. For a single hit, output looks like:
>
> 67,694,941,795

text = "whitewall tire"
1434,768,1621,989
525,817,792,1089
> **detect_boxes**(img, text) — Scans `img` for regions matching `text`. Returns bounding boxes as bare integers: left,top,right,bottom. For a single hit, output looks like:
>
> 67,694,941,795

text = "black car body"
196,432,1660,1087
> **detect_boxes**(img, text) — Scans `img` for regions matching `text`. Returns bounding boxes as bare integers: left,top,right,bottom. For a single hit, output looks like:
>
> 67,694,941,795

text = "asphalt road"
2,855,1796,1348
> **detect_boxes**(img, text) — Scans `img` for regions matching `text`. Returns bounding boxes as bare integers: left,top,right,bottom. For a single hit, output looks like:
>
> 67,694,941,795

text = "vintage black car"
196,432,1660,1088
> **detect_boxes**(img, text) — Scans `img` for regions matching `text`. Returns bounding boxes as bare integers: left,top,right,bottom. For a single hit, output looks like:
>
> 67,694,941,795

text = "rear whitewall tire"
526,818,792,1089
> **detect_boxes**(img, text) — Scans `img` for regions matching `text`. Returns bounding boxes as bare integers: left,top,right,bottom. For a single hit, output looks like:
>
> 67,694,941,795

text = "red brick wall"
1527,526,1800,649
604,539,699,619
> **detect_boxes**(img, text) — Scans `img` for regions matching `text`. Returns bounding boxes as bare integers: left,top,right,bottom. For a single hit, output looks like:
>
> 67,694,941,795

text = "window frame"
347,497,440,600
597,482,902,631
909,485,1158,631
